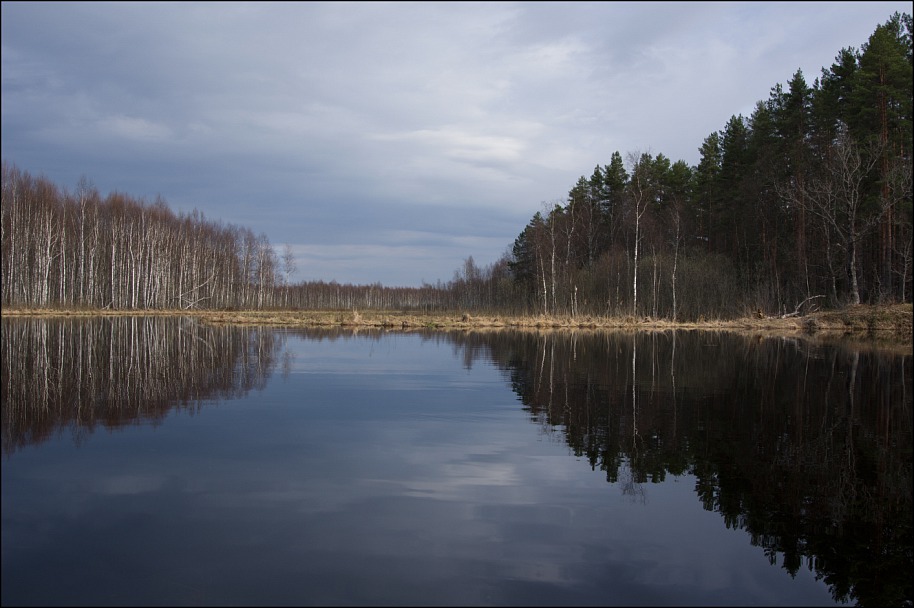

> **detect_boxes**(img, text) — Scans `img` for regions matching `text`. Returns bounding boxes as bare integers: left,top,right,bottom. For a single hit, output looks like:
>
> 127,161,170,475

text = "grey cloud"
3,1,909,286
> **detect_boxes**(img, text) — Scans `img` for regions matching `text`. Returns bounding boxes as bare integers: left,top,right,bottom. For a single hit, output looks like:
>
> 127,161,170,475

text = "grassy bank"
3,303,910,344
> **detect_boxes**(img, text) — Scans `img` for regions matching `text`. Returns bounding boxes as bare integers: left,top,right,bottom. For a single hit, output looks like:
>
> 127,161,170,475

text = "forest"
1,12,911,320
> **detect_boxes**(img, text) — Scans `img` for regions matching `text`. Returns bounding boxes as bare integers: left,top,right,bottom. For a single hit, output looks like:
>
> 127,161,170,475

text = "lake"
1,317,911,606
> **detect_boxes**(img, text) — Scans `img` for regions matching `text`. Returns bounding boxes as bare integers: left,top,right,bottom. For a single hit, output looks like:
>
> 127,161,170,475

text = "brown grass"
3,303,911,350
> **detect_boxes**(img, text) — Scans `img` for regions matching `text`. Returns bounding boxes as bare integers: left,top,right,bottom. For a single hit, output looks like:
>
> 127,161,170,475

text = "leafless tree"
777,132,888,305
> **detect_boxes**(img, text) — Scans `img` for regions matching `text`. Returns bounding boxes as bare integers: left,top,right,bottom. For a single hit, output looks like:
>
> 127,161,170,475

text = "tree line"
0,160,493,312
497,12,912,319
1,164,287,310
2,13,910,317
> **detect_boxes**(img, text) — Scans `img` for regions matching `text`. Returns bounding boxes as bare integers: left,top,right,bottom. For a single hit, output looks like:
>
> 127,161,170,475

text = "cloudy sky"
2,2,909,287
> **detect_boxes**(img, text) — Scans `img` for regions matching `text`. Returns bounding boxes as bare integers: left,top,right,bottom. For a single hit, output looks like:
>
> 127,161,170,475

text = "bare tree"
777,132,887,305
281,244,297,308
627,152,651,317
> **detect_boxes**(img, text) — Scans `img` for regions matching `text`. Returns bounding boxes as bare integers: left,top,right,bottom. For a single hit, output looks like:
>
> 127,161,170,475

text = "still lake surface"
1,317,911,606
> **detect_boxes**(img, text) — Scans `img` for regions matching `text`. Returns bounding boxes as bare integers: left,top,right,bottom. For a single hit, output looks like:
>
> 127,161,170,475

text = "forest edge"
3,303,911,353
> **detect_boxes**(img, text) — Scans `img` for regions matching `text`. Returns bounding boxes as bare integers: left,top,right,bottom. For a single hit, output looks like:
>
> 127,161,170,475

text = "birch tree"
778,132,886,305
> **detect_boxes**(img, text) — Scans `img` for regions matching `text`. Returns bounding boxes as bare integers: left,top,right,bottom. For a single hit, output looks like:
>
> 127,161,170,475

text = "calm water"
1,317,911,606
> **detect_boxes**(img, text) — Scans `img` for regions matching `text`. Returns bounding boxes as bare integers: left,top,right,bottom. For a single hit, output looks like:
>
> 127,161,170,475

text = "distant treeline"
0,160,481,312
1,12,910,318
0,161,460,312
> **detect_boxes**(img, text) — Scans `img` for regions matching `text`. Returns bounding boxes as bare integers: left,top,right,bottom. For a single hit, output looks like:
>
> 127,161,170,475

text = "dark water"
1,317,911,607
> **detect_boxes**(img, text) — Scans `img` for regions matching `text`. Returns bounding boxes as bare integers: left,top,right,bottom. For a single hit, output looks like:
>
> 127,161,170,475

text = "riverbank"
3,303,911,345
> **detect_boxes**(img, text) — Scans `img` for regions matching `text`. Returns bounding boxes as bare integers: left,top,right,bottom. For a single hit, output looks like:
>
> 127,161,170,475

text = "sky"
2,1,910,287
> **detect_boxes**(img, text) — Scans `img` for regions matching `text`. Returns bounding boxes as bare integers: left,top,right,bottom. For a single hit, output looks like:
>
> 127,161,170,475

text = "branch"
780,295,825,318
178,271,215,310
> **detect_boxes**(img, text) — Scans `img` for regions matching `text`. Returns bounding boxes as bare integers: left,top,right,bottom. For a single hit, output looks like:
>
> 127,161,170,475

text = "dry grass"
3,303,911,350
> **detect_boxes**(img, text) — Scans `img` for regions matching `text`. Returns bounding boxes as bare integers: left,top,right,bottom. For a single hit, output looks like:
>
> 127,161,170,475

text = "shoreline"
2,303,910,347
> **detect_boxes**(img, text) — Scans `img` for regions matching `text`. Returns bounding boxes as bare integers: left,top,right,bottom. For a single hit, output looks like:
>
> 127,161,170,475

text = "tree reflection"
444,329,912,607
2,322,910,605
1,316,281,456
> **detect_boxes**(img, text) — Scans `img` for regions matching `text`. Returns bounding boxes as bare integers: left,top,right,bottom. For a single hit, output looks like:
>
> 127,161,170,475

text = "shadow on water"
2,318,911,606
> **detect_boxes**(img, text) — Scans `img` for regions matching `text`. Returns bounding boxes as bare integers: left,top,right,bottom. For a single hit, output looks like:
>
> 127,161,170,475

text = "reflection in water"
2,320,911,606
449,330,913,607
1,316,281,456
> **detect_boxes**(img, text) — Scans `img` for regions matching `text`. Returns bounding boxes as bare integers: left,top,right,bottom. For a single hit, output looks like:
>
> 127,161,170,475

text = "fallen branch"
781,295,825,319
178,272,215,310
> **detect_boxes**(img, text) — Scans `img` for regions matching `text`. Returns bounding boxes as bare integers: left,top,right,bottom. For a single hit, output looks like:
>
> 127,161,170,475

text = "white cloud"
382,127,526,165
99,114,173,142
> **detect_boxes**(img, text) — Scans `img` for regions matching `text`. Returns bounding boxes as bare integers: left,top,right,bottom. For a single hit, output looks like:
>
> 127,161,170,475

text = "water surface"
2,317,911,606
